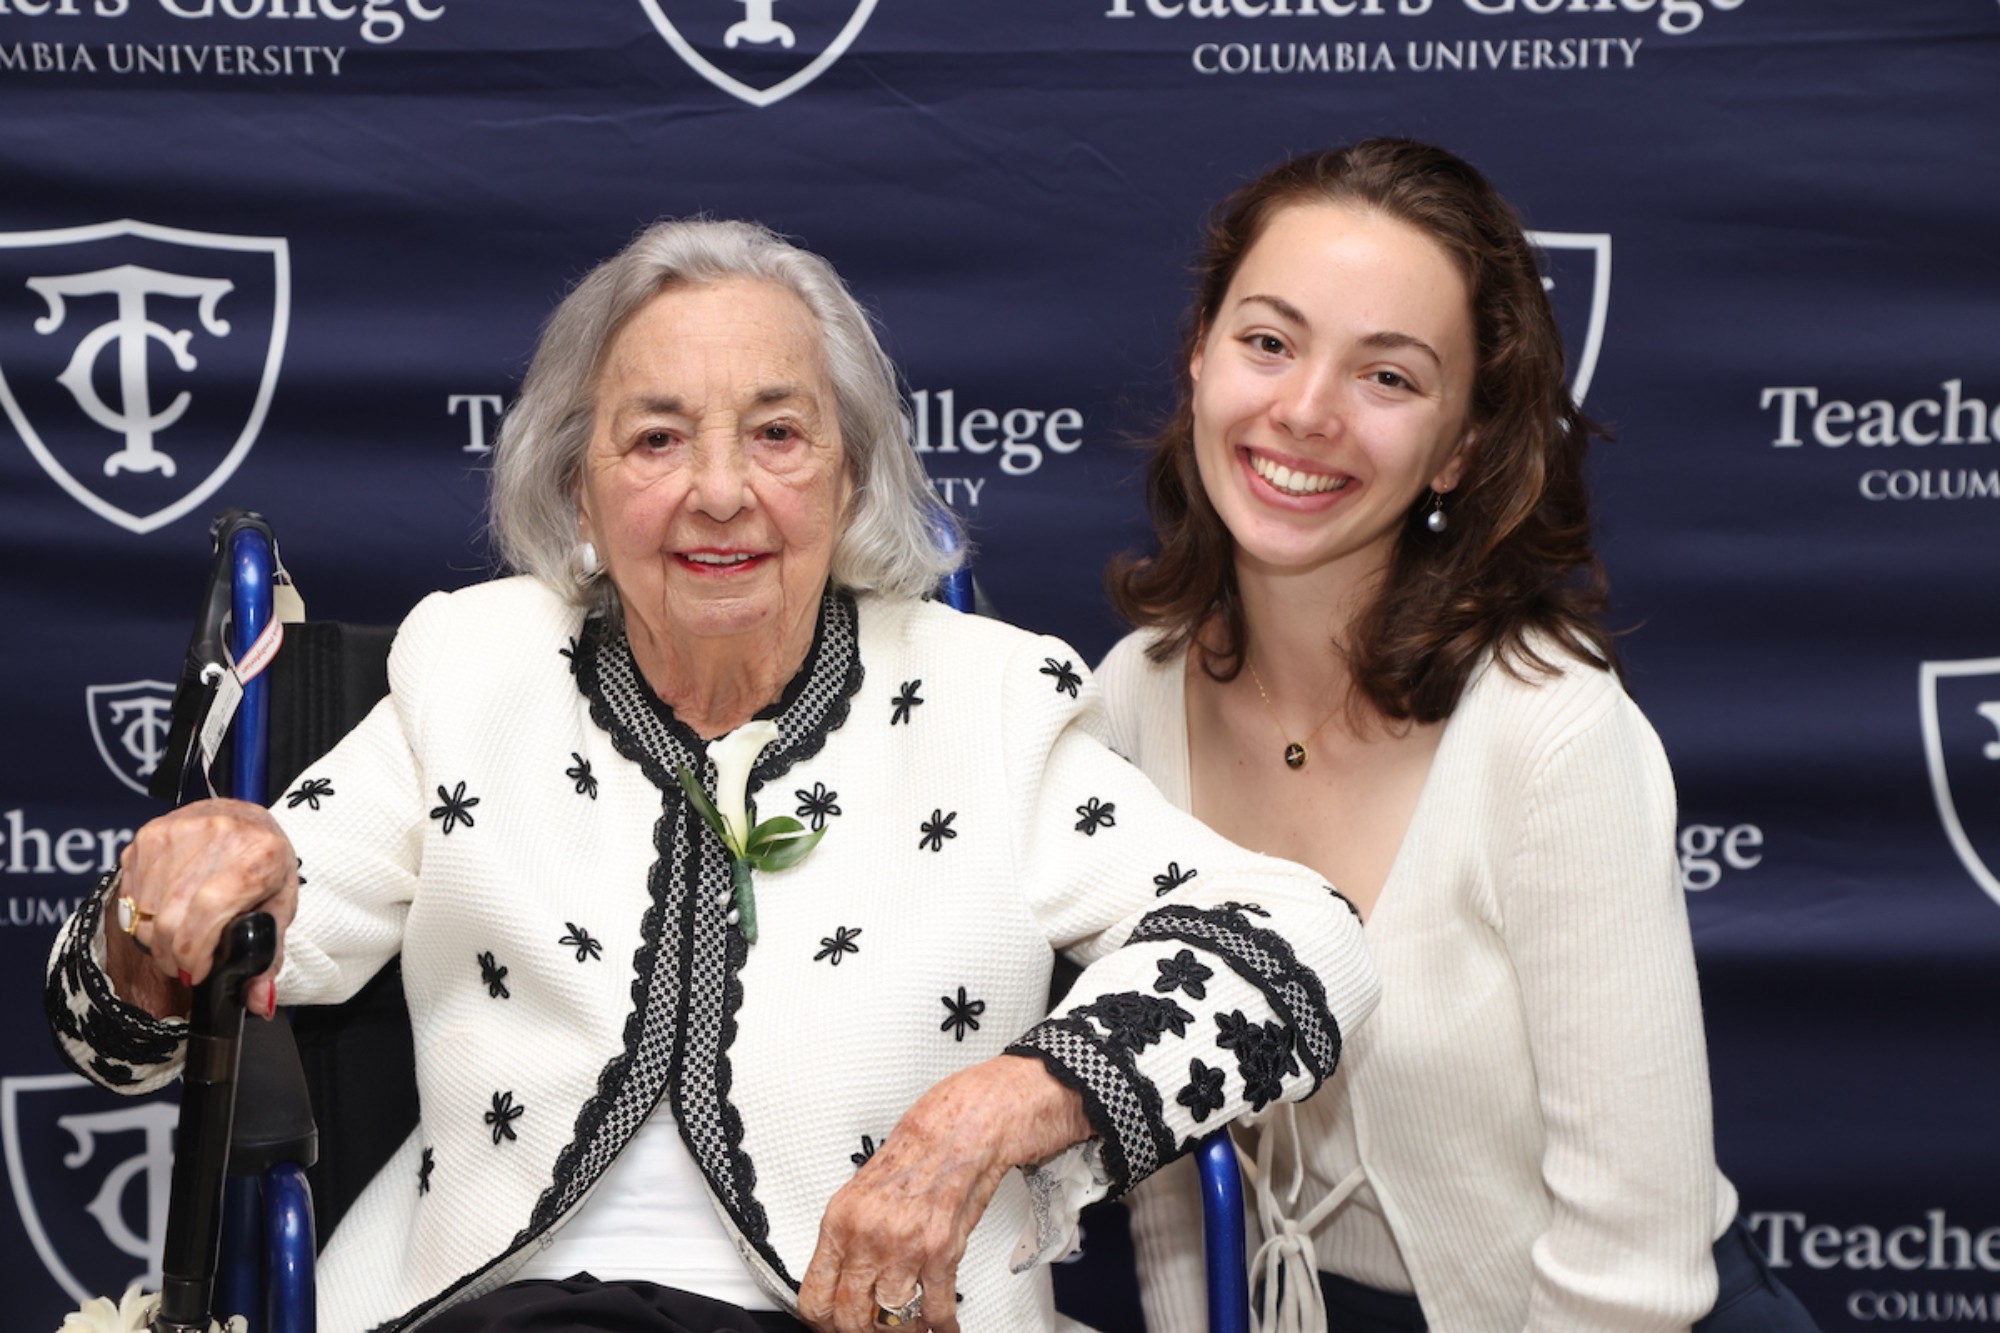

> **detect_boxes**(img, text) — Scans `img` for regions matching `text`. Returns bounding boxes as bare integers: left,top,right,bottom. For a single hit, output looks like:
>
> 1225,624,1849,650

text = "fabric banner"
3,2,1997,1326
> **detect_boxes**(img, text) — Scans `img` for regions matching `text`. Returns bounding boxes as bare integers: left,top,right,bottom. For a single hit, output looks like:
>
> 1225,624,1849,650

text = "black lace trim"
1125,903,1342,1088
1005,1012,1176,1200
624,586,866,811
509,587,863,1297
44,874,186,1085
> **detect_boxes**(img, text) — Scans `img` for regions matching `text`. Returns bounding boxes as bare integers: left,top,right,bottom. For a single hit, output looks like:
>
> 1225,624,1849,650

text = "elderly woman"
46,219,1377,1333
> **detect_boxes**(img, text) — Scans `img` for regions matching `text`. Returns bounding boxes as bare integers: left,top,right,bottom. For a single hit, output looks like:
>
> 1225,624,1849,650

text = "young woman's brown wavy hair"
1108,138,1619,723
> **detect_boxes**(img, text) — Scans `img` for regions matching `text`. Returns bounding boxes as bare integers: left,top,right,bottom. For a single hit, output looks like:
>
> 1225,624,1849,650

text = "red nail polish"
177,970,193,987
265,985,279,1020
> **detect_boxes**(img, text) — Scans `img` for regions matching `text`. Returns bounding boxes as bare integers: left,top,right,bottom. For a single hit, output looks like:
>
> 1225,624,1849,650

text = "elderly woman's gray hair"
490,218,960,605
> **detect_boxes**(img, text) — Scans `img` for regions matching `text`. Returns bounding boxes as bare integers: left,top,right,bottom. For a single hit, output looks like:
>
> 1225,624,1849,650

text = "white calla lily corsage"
676,720,825,945
59,1281,246,1333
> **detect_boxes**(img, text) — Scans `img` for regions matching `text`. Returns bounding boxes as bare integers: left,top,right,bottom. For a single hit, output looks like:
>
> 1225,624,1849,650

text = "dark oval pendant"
1283,742,1307,770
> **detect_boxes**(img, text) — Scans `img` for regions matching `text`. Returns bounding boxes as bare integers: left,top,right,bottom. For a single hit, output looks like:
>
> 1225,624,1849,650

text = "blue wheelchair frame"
150,513,315,1333
160,513,1248,1333
213,519,317,1333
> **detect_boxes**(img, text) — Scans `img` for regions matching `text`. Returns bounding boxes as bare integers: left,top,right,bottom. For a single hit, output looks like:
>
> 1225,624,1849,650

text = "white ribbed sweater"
1094,631,1738,1333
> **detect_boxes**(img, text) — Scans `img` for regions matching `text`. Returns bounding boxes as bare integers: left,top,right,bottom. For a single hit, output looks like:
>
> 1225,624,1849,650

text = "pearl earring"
576,540,601,582
1425,492,1448,534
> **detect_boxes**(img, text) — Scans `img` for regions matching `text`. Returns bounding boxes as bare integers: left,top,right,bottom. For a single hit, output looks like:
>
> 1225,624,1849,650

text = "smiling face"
1190,202,1478,589
577,276,850,679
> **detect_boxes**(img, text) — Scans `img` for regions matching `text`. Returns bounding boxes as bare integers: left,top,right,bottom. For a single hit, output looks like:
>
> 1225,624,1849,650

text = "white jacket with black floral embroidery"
48,576,1377,1333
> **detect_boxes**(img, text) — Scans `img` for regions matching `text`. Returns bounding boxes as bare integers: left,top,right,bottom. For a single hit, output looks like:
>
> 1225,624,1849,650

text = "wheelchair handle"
155,912,278,1333
149,510,277,805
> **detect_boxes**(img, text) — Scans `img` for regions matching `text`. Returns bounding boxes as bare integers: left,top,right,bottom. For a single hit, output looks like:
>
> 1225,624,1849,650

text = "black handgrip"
154,913,277,1333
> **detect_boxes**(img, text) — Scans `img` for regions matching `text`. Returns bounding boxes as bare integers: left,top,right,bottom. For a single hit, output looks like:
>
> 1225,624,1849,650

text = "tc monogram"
28,265,237,482
57,1103,178,1289
727,0,795,48
1979,702,2000,761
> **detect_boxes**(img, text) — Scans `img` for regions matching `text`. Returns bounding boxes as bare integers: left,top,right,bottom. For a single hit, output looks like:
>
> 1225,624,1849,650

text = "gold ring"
873,1283,923,1328
116,895,154,936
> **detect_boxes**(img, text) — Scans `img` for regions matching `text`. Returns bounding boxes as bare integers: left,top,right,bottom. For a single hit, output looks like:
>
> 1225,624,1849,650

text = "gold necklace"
1246,658,1342,771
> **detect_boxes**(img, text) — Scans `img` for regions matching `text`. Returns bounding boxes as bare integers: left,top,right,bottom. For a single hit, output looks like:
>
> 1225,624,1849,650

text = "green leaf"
744,815,807,856
675,766,730,847
751,824,826,872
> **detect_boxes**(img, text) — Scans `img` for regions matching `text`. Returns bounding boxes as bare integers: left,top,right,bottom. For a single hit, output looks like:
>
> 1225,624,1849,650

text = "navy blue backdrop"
4,2,1999,1328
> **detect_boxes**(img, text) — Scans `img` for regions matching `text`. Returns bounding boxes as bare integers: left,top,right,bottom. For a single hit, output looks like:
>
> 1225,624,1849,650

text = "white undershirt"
514,1099,777,1310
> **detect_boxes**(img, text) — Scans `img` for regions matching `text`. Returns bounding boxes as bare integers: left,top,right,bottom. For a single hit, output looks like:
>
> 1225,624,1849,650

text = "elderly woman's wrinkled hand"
797,1055,1091,1333
109,798,298,1020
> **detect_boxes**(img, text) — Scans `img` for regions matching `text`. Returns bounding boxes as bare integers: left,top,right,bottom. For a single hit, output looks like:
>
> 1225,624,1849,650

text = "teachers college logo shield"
1921,657,2000,908
86,680,178,796
0,220,290,536
637,0,878,107
1524,230,1611,407
3,1074,177,1307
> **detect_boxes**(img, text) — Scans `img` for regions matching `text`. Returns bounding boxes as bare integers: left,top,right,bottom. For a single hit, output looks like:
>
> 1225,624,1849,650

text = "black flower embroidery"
1074,797,1116,836
484,1090,524,1144
417,1146,435,1195
1153,862,1196,896
429,780,480,834
284,777,334,810
1074,991,1194,1054
940,985,986,1041
559,922,602,963
919,809,957,852
1215,1010,1301,1112
1218,900,1271,919
890,679,924,725
851,1134,883,1170
565,753,598,800
1154,949,1213,1002
558,636,580,675
1177,1059,1227,1124
1241,1056,1296,1111
477,951,510,999
1213,1010,1258,1051
795,781,841,831
295,856,306,888
1040,657,1082,698
815,925,862,965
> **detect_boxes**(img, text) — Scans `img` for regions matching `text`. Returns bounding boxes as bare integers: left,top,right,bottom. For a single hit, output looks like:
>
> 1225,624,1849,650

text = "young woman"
1097,140,1818,1332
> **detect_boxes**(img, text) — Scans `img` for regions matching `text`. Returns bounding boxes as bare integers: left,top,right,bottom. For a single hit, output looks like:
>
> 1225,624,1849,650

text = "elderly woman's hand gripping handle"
797,1054,1091,1333
104,798,300,1022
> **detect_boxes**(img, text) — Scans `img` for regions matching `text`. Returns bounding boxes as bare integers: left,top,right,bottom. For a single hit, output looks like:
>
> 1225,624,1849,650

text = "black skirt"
421,1274,811,1333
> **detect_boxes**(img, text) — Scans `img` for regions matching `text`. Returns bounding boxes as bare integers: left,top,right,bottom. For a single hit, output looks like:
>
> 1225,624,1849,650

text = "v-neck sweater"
1094,629,1737,1333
